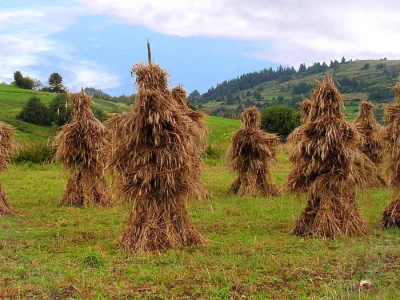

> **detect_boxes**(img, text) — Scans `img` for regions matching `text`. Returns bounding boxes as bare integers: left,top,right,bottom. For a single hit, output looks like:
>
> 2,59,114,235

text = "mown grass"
0,146,399,299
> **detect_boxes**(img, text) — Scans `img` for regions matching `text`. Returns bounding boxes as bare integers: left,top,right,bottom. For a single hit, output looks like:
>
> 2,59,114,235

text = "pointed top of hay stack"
242,106,261,130
309,76,344,122
171,85,188,109
300,98,312,122
69,90,92,117
355,101,377,125
132,63,168,91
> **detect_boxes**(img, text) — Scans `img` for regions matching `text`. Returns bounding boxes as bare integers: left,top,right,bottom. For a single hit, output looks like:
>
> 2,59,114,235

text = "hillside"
198,59,400,121
0,84,130,142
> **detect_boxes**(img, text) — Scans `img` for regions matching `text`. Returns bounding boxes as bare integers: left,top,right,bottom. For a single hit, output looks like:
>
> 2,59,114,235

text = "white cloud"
60,60,120,91
0,6,121,90
76,0,400,65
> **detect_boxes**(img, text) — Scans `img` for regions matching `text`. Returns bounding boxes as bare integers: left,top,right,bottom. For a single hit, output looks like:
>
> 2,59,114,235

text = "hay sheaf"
52,91,113,207
380,80,400,228
286,77,379,238
171,85,208,200
228,107,281,197
354,101,386,187
0,122,13,215
107,63,204,253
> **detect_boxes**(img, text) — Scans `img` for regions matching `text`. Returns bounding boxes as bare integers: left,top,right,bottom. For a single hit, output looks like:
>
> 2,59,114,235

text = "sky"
1,0,400,96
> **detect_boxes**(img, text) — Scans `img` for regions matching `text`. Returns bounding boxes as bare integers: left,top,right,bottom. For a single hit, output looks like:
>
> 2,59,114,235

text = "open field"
0,84,129,143
0,115,399,299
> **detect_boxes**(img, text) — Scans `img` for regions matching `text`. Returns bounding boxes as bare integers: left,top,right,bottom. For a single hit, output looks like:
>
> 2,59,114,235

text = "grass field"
0,116,399,299
0,84,129,143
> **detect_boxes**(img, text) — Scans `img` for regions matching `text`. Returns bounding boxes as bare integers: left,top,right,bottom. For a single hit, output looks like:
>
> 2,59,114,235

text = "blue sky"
1,1,400,96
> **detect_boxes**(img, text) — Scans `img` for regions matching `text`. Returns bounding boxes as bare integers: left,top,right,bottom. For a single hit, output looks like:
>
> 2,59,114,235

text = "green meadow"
0,84,398,298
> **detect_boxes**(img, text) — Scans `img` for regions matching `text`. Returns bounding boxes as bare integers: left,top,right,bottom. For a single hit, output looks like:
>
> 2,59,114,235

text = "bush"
13,71,34,89
261,105,301,136
13,143,54,164
18,96,55,126
49,94,71,126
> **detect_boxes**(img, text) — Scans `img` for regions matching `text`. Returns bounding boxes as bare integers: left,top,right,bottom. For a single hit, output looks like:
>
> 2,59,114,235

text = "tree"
341,56,346,64
253,91,262,101
363,63,370,70
33,78,43,90
48,73,64,93
13,71,34,90
18,97,55,126
261,105,301,136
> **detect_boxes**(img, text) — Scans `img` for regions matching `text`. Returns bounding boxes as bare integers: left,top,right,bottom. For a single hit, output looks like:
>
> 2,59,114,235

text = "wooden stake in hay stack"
0,123,13,215
108,61,205,253
286,77,379,238
381,80,400,228
53,90,113,207
171,85,209,200
228,107,281,197
354,101,386,187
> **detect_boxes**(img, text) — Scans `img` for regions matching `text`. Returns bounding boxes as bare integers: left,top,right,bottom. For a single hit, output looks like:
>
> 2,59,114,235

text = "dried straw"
286,77,380,238
107,63,204,253
354,101,386,187
52,91,113,207
171,85,209,200
380,79,400,228
0,122,13,215
228,107,281,197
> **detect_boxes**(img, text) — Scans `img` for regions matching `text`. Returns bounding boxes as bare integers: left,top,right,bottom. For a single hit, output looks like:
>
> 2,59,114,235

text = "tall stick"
147,39,152,64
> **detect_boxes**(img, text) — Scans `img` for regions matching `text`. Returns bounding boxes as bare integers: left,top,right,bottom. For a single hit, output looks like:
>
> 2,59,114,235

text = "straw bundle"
232,113,237,119
0,123,13,215
228,107,281,197
218,111,224,117
171,86,209,200
52,90,113,207
380,80,400,228
107,63,204,253
354,101,386,186
287,98,312,150
286,77,380,238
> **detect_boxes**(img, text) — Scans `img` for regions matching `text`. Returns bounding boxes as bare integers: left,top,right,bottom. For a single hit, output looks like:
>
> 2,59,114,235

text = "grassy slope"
0,116,399,299
0,84,129,143
204,59,400,120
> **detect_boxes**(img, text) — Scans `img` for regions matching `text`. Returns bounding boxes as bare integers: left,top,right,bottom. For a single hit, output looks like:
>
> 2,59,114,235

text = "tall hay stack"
228,107,281,197
108,62,204,253
354,101,386,187
171,86,209,200
53,90,113,207
381,80,400,228
286,77,379,238
0,123,13,215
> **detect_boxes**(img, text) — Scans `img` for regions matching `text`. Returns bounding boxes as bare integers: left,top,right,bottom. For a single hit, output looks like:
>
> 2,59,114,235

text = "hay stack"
53,90,113,207
0,123,13,215
354,101,386,187
381,80,400,228
286,77,380,238
171,85,209,200
232,113,237,119
107,63,204,253
287,98,312,148
228,107,281,197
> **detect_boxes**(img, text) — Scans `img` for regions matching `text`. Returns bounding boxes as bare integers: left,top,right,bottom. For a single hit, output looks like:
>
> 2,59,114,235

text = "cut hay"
171,85,209,200
0,122,13,215
107,62,204,253
286,77,380,238
52,90,113,207
380,80,400,228
228,106,281,197
354,101,386,187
